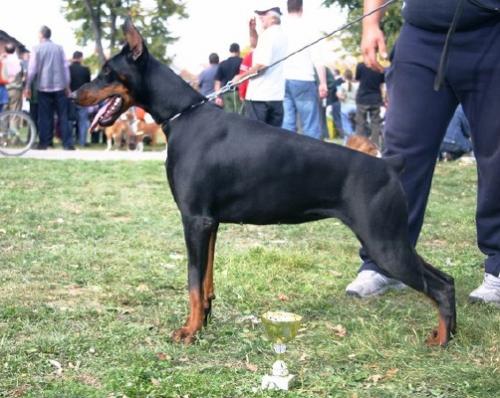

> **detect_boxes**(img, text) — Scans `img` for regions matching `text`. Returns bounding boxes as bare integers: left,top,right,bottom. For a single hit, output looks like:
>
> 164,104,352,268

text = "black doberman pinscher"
75,20,456,346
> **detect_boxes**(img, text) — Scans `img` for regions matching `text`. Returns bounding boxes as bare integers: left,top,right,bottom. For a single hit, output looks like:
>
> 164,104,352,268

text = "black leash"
206,0,398,101
433,0,465,91
434,0,500,91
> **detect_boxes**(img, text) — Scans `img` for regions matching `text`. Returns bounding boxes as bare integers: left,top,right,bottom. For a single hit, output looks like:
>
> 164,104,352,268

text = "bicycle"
0,110,37,156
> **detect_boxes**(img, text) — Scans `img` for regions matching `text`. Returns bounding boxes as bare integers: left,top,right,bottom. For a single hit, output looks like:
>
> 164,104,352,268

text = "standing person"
4,43,23,112
198,53,219,97
24,25,74,150
69,51,91,147
336,69,358,139
346,0,500,305
238,6,288,127
354,61,384,146
214,43,242,113
281,0,328,140
328,68,344,138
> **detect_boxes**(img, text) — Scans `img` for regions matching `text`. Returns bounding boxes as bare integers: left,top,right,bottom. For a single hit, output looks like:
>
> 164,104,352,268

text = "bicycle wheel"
0,110,37,156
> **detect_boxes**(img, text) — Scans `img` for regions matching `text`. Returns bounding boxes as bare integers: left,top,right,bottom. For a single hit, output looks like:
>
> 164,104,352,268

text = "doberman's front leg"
172,216,217,344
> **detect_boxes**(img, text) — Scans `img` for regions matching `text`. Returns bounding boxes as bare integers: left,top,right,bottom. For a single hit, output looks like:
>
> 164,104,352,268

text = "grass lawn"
0,157,498,398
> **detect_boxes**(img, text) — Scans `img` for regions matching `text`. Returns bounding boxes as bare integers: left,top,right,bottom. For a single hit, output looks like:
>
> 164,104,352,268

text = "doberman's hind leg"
418,258,456,346
203,228,218,326
349,185,456,346
364,239,456,346
171,216,218,344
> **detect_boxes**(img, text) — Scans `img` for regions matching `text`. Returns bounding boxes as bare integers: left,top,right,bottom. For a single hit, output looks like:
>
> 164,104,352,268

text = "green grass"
0,158,498,398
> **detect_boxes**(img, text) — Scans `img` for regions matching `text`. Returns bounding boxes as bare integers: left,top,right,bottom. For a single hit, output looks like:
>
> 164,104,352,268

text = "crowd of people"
1,26,156,151
196,1,387,148
1,26,96,150
1,1,473,158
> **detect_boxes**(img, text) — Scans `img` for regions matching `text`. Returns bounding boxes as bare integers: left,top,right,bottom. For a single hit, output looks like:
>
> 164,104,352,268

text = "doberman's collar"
161,98,209,132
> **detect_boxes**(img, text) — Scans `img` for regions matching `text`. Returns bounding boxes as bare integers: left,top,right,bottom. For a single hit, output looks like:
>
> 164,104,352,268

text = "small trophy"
261,311,302,391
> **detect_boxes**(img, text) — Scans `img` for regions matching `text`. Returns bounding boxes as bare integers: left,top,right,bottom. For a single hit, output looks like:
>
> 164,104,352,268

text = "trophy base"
261,374,296,391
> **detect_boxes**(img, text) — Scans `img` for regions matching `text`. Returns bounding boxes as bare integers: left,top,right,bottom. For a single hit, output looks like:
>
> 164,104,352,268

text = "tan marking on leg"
203,232,216,310
172,289,204,344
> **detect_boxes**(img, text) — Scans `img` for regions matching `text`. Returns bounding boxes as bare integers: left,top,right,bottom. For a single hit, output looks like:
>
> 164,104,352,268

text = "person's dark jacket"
69,62,91,92
355,63,384,106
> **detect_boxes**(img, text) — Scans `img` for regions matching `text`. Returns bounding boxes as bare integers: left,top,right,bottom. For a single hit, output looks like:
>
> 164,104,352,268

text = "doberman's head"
75,19,150,131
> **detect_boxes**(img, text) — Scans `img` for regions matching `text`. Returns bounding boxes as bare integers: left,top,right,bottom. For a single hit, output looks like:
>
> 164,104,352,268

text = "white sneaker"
345,270,407,298
469,273,500,306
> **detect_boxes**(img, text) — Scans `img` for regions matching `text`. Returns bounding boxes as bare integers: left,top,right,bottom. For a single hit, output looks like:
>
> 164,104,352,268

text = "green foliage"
323,0,403,55
61,0,187,69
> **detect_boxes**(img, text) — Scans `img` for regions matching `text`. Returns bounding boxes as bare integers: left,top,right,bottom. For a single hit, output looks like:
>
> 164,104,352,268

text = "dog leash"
206,0,398,102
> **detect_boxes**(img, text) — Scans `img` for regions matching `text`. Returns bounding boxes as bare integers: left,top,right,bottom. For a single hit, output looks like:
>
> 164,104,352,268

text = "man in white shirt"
282,0,328,139
239,6,288,127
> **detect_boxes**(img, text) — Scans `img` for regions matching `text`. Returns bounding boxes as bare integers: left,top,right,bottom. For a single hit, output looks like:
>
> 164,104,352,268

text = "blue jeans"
360,21,500,277
282,80,322,139
38,90,73,148
340,103,356,138
76,105,89,146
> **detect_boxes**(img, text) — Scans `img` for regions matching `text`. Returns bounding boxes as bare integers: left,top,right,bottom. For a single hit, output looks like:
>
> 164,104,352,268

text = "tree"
62,0,187,69
322,0,402,56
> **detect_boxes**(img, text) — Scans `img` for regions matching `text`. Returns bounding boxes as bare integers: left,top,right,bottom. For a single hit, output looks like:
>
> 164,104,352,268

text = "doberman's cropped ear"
123,17,144,61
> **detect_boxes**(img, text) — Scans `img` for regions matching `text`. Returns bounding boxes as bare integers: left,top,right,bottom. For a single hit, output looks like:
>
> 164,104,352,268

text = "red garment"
238,52,253,101
0,60,9,85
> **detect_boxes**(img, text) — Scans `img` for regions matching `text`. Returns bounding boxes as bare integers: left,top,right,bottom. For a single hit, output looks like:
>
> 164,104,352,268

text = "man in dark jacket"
214,43,242,113
69,51,91,146
346,0,500,306
354,61,384,145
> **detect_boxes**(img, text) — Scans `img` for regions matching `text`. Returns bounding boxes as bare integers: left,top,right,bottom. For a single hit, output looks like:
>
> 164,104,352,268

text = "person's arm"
315,65,328,99
362,0,388,72
249,17,258,49
336,84,346,101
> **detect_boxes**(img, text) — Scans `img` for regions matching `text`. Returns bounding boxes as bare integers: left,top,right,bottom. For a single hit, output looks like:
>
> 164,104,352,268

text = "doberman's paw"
426,328,449,347
171,327,197,344
426,315,451,347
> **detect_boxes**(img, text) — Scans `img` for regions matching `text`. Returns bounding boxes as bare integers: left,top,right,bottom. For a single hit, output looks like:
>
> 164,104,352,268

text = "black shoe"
36,144,48,150
64,145,76,150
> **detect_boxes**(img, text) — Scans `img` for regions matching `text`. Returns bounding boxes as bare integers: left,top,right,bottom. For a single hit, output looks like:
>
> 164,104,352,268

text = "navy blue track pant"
361,21,500,277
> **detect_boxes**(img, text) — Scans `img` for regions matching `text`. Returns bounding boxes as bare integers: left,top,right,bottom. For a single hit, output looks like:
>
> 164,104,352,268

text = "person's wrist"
362,17,381,30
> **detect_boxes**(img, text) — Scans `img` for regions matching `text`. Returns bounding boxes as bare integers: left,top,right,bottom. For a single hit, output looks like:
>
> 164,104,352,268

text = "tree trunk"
83,0,106,66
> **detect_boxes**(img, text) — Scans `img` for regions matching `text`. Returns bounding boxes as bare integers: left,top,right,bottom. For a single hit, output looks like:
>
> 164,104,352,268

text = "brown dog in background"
136,120,165,146
345,135,381,157
103,109,135,150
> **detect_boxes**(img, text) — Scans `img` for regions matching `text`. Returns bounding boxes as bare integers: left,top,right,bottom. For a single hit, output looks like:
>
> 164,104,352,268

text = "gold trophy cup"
261,311,302,390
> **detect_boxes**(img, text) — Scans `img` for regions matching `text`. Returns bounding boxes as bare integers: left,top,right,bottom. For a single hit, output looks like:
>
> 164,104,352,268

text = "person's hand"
23,88,31,99
64,87,71,97
249,17,256,32
361,23,387,72
318,83,328,99
215,96,224,107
